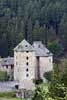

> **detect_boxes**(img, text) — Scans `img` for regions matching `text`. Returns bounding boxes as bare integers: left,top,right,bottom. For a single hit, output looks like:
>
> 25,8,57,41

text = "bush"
32,84,54,100
44,71,52,82
0,71,8,81
33,78,43,85
48,41,64,57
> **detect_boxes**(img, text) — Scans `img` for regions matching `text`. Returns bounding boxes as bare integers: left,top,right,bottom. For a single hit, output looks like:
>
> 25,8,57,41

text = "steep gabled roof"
1,57,14,66
14,39,34,52
32,41,53,57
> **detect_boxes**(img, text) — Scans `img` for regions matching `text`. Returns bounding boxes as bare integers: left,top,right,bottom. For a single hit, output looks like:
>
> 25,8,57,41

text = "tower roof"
14,39,34,52
32,41,53,57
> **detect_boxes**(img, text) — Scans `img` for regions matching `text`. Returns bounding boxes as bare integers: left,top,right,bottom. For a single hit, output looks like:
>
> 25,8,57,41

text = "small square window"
26,74,29,77
26,62,28,66
15,85,19,89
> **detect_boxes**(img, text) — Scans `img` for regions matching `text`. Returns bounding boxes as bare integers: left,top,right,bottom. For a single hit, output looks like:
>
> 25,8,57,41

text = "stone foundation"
16,89,34,99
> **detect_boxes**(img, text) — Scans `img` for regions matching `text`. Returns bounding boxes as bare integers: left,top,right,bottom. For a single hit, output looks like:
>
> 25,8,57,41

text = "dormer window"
25,45,28,47
47,52,50,54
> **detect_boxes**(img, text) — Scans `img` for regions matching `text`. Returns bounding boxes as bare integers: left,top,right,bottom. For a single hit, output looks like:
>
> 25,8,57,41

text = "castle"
14,39,53,98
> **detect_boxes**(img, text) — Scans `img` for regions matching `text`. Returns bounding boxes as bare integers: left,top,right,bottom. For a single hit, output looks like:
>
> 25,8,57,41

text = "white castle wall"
39,56,53,79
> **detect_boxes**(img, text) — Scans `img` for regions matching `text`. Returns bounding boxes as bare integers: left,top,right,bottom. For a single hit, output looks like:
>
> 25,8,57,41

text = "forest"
0,0,67,57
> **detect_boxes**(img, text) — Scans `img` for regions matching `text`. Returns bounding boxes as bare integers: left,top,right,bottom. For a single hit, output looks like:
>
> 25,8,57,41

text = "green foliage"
61,60,67,87
0,92,16,98
0,71,8,81
32,84,54,100
44,71,52,82
49,62,67,100
32,60,67,100
0,0,66,57
0,92,24,100
59,14,67,51
48,41,64,56
33,78,43,85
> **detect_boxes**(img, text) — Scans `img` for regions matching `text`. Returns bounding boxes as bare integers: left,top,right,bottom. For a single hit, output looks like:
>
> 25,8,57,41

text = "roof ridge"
14,39,34,52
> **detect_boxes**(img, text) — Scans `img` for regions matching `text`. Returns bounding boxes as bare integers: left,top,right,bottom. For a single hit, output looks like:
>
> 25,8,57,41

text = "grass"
0,92,25,100
0,98,23,100
0,91,16,98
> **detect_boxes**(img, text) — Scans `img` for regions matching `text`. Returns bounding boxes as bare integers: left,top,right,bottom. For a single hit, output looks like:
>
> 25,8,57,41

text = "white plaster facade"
14,51,36,82
39,56,53,78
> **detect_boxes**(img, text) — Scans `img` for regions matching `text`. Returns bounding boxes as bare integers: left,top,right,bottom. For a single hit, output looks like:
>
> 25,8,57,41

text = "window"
26,51,29,53
6,65,8,69
26,57,29,60
26,62,28,66
11,65,13,69
26,68,29,71
15,85,19,89
26,74,29,77
47,52,50,54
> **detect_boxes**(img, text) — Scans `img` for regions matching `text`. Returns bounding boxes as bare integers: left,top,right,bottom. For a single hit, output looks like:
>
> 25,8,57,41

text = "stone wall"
14,51,36,89
39,56,53,79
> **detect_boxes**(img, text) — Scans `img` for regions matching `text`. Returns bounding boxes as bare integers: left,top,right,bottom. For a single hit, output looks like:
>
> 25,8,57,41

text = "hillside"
0,0,67,57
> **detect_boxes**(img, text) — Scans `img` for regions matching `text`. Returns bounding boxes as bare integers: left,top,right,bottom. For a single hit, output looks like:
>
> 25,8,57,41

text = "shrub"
0,70,8,81
32,84,54,100
33,78,43,85
48,41,64,57
44,71,52,82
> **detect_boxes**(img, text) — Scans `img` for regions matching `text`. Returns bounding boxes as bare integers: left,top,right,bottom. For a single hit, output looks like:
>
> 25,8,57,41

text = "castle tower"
14,39,36,91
